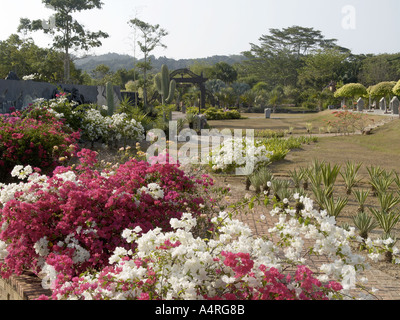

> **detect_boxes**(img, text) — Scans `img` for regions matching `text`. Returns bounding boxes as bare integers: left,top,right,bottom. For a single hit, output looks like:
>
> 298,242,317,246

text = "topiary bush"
204,107,241,120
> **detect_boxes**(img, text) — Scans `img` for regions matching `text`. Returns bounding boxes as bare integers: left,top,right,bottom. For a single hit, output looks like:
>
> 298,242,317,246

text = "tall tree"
358,54,400,86
189,61,213,79
297,48,350,90
240,26,342,89
18,0,109,83
0,34,39,78
209,62,238,84
128,18,168,108
0,34,82,83
256,26,338,58
90,64,112,85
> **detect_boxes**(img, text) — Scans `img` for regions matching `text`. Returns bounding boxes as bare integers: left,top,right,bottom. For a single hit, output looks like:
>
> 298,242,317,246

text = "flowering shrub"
42,196,370,300
22,95,145,147
22,95,84,132
327,111,374,135
79,109,145,146
0,108,80,181
207,136,317,174
0,151,210,288
365,237,400,264
208,137,272,174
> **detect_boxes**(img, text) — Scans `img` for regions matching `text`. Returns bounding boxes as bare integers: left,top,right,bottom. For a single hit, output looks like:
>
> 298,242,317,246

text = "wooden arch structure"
170,68,211,111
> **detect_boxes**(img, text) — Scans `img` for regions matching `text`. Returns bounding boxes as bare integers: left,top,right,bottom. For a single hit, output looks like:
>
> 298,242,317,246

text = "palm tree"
268,87,285,113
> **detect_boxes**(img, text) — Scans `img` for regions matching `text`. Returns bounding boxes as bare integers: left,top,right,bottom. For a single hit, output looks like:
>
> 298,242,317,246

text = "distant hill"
74,52,247,73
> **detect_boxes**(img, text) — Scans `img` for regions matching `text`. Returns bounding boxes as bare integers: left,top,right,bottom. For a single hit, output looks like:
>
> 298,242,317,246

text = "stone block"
379,97,386,111
357,98,364,111
391,96,399,115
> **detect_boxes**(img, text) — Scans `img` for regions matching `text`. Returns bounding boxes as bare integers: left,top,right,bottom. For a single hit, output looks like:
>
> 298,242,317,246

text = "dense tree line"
0,34,84,83
74,53,247,74
1,21,399,111
18,0,108,82
236,26,400,110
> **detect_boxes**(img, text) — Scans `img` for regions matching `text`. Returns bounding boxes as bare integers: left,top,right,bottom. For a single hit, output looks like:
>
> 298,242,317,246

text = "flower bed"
207,136,317,174
21,95,145,147
0,150,210,292
0,108,80,181
207,137,273,174
0,95,390,300
37,195,365,300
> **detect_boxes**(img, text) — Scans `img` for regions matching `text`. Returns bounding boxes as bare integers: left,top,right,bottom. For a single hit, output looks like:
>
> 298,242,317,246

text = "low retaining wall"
0,272,51,300
0,79,121,113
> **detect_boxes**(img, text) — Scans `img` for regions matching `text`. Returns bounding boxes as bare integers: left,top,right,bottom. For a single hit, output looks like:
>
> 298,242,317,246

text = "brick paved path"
234,202,400,300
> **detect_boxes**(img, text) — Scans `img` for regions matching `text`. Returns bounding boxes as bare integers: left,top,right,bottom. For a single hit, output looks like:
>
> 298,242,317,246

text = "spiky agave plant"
377,192,400,213
353,189,370,213
247,166,274,194
323,196,348,218
320,162,341,198
307,162,322,191
289,168,304,189
352,211,377,247
369,208,400,240
311,184,327,210
249,172,263,193
276,184,292,207
369,208,400,262
340,161,362,195
367,165,384,196
300,167,309,190
271,179,291,203
257,166,274,193
370,169,394,197
393,171,400,189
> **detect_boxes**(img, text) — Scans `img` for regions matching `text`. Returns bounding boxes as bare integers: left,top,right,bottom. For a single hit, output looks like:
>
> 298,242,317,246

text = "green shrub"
186,107,206,115
255,129,284,138
204,107,241,120
255,136,317,163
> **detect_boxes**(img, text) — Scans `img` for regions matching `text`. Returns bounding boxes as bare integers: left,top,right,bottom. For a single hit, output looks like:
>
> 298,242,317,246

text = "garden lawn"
269,118,400,176
208,110,387,135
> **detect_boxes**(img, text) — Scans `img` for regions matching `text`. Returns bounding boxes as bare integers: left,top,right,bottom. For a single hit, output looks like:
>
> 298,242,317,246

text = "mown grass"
208,110,388,135
347,120,400,156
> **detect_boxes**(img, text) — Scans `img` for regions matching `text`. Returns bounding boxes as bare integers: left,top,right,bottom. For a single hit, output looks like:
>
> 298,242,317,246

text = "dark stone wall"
0,79,121,113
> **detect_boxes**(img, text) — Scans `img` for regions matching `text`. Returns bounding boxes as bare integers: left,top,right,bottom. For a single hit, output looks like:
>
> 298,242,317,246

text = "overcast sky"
0,0,399,59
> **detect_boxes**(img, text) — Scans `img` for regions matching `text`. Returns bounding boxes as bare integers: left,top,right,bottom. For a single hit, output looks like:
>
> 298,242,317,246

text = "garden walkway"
171,109,400,301
235,205,400,300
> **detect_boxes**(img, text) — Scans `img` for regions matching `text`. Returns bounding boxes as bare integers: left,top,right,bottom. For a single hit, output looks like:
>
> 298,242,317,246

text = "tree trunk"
64,21,71,83
143,53,148,108
64,49,70,83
